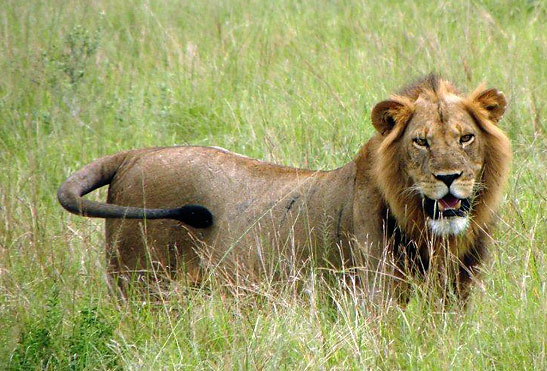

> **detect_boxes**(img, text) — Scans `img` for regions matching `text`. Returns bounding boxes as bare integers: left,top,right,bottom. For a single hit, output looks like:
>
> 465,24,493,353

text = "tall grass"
1,0,545,368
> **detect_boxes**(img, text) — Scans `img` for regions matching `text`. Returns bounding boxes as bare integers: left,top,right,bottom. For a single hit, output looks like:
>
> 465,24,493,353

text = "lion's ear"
472,88,507,123
371,100,413,135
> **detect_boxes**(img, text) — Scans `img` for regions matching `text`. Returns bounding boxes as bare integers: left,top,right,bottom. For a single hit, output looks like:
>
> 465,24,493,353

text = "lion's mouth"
423,194,471,219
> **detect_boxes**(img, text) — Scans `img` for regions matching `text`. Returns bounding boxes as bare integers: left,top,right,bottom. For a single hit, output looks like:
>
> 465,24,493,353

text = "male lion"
58,75,511,303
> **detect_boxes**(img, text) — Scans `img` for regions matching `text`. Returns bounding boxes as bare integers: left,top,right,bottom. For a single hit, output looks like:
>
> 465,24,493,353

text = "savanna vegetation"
0,0,545,369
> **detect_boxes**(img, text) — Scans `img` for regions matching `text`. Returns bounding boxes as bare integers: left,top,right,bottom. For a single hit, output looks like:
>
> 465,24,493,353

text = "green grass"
1,0,545,369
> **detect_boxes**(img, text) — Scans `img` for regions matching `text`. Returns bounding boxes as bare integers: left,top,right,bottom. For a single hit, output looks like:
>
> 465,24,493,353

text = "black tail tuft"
173,205,214,228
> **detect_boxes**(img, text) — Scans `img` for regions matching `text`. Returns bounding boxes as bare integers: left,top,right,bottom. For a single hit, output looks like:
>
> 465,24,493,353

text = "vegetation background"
0,0,545,369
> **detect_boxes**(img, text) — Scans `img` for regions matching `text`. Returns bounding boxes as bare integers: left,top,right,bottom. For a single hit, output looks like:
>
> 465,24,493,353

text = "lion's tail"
57,150,213,228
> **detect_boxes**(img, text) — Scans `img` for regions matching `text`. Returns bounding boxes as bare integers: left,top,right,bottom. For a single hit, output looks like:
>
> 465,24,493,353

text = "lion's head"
371,75,511,241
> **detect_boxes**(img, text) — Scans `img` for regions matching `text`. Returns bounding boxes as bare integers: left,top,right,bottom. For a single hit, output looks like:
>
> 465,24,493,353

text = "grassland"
0,0,545,369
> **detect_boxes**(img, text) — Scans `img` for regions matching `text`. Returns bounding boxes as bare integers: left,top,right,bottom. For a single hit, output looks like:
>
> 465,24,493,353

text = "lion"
58,75,511,303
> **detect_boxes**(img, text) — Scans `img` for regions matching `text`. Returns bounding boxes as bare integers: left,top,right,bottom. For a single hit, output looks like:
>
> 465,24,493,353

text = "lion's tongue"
438,194,460,210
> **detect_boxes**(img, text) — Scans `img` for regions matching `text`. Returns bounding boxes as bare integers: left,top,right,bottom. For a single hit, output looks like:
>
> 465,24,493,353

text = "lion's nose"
434,172,462,187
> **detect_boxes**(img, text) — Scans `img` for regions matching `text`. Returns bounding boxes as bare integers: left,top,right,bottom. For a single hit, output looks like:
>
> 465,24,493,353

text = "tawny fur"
58,75,511,303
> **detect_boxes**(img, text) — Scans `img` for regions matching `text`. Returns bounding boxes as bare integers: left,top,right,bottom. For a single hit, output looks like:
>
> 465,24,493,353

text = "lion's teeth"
438,199,462,212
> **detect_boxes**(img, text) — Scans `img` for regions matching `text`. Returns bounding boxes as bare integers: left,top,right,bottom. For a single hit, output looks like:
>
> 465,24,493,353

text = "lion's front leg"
354,247,413,308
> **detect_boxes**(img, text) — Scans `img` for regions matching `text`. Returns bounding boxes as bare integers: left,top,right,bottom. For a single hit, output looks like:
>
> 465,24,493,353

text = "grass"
0,0,545,369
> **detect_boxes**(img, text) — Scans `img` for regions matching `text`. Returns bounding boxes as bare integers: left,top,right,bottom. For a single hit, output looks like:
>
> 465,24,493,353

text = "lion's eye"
413,137,429,148
460,134,475,145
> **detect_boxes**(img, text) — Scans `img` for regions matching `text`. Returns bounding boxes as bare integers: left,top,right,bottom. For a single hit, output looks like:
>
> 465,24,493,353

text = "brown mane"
396,73,460,101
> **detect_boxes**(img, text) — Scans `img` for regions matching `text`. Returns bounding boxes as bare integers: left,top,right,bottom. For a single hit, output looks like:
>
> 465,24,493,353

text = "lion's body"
104,146,355,283
58,75,511,303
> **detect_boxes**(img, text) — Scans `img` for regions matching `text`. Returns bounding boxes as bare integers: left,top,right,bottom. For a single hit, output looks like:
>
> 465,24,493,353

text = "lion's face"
402,97,485,235
371,78,508,237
